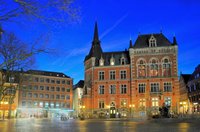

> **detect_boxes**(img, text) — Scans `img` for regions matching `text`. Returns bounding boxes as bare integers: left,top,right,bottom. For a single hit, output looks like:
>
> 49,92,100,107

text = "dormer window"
121,57,126,65
99,58,104,66
110,56,115,66
149,35,157,47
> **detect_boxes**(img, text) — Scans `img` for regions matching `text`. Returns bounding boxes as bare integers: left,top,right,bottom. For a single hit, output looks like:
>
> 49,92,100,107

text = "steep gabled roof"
85,22,103,61
133,33,172,48
180,74,191,84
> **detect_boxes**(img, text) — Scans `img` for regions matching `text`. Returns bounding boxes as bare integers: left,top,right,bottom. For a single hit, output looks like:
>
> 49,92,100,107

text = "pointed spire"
85,22,103,61
173,36,177,45
93,21,99,43
129,39,133,48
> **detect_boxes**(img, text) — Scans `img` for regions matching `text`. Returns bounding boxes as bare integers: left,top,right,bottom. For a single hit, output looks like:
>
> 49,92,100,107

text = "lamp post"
129,104,135,118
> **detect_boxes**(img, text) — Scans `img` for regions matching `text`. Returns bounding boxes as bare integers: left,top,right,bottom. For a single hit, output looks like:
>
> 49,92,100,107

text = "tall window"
99,71,105,80
120,84,127,94
110,57,115,65
152,97,159,107
109,85,116,94
138,83,146,93
162,58,171,77
139,98,146,107
120,70,126,79
164,82,172,92
149,36,157,47
121,58,126,65
99,100,104,108
150,59,158,77
40,86,44,90
138,60,146,77
110,71,116,80
164,97,171,107
40,78,44,82
99,85,105,94
150,83,159,92
99,58,104,66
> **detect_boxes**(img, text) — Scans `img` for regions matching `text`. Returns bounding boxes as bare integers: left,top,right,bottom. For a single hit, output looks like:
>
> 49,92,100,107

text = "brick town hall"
82,22,179,118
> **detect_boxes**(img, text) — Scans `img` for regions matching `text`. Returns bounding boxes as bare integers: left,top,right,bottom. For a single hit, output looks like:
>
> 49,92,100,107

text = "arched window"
138,59,146,77
149,59,159,77
162,58,171,77
110,55,115,66
99,58,104,66
149,35,157,47
121,57,126,65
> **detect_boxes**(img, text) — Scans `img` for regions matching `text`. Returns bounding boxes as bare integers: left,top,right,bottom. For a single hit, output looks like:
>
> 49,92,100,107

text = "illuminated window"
110,56,115,65
50,102,54,108
99,58,104,66
164,97,171,107
152,97,159,107
39,102,43,107
139,99,146,107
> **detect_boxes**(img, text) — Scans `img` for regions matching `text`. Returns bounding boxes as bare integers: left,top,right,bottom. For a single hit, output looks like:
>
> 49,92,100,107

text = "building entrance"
110,102,116,118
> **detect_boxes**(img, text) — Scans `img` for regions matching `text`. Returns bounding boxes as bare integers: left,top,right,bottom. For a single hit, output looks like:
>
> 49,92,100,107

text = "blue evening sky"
3,0,200,84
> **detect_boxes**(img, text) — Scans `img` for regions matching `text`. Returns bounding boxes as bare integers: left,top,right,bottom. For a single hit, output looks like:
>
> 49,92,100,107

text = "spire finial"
93,21,99,42
173,35,177,45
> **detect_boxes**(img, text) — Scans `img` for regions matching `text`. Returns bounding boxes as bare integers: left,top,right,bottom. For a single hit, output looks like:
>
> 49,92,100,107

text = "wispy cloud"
100,13,129,39
51,14,129,66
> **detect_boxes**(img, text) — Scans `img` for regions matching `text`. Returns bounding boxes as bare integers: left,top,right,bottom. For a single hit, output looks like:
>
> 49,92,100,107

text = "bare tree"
0,31,46,119
0,0,80,23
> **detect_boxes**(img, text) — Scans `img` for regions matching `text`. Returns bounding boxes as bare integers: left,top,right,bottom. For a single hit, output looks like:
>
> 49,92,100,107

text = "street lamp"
129,104,135,118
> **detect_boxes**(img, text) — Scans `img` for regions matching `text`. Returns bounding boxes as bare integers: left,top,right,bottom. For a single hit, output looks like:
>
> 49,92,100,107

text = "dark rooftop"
133,33,173,48
26,70,70,78
180,74,191,84
73,80,84,90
